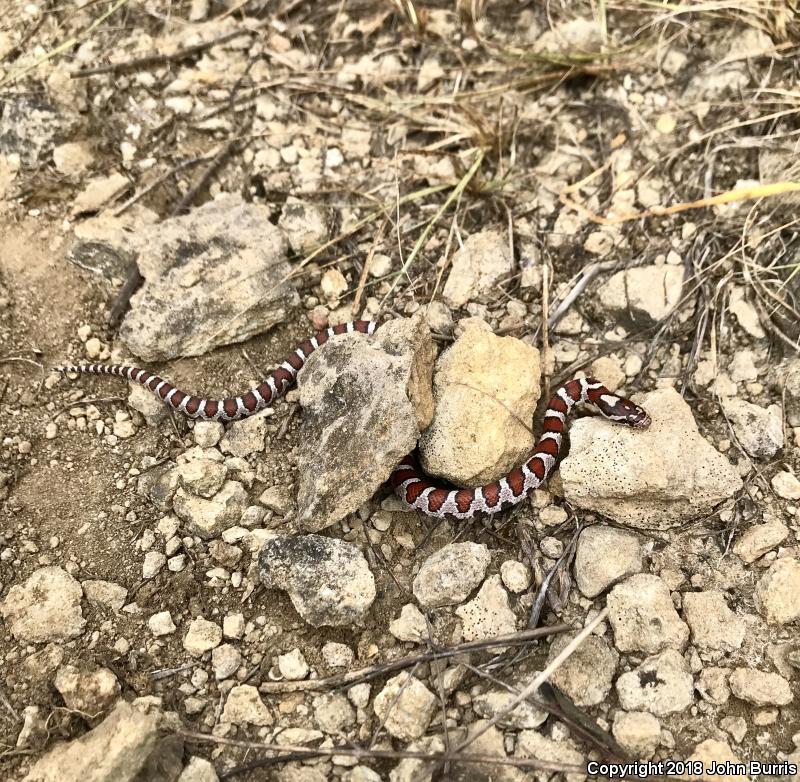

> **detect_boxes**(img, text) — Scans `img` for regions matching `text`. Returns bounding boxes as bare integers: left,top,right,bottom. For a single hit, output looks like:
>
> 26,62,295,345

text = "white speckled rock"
183,617,222,656
733,518,789,564
729,668,793,706
412,542,490,608
616,649,694,716
683,590,745,651
373,673,436,741
455,575,517,642
558,388,742,529
607,574,689,653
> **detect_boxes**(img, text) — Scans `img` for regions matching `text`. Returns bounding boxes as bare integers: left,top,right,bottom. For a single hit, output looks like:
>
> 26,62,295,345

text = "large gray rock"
558,387,742,529
258,535,376,626
22,701,158,782
295,314,435,531
118,195,298,361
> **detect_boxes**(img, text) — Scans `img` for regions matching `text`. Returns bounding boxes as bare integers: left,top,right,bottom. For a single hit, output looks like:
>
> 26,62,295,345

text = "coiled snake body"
57,319,651,520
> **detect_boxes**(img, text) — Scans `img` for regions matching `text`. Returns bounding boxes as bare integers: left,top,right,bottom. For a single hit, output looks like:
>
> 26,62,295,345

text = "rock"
321,268,348,301
118,195,298,361
754,558,800,624
729,350,759,383
607,574,689,653
0,95,74,168
473,675,547,729
783,359,800,427
720,715,747,743
322,642,355,669
419,323,540,486
612,711,661,758
313,692,356,734
373,673,436,741
733,518,789,564
546,633,618,706
259,485,294,515
515,730,584,781
533,17,603,54
389,604,428,643
455,575,517,642
176,457,228,498
574,526,642,598
173,480,248,539
697,667,731,706
277,648,309,680
388,736,444,782
212,645,242,680
178,757,219,782
142,551,166,579
772,471,800,500
258,535,376,626
148,611,176,637
22,701,158,782
452,722,528,782
53,141,94,175
219,413,269,457
499,560,531,593
1,566,85,642
721,398,783,458
54,664,120,714
687,739,748,781
597,265,683,325
442,229,513,309
683,591,745,651
412,542,490,608
729,286,766,339
559,388,742,529
615,649,694,716
729,668,793,706
72,172,130,215
183,617,222,656
223,613,245,640
221,685,273,726
295,315,435,531
278,196,328,254
81,580,127,611
193,421,224,448
590,355,626,391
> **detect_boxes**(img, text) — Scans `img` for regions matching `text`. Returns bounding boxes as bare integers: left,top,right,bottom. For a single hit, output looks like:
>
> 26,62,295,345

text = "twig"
257,624,570,693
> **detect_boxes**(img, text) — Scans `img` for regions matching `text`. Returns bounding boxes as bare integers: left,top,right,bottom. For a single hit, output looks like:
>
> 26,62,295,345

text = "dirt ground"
2,1,800,781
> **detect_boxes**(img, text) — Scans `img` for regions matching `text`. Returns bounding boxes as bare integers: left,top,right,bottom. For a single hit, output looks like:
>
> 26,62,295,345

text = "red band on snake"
56,320,651,520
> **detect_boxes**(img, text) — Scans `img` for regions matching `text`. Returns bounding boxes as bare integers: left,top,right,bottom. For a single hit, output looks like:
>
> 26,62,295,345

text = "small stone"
720,715,747,744
81,580,127,611
177,458,227,498
0,566,85,642
728,668,793,706
412,542,490,608
148,611,176,636
313,692,356,734
574,526,642,598
612,711,661,758
721,397,783,459
455,575,517,642
589,356,626,392
54,664,120,714
754,557,800,624
389,604,428,643
278,648,309,681
615,649,694,716
183,617,222,656
219,414,269,457
547,633,618,707
142,551,167,579
373,673,436,741
53,142,94,175
682,591,745,651
321,268,348,300
221,684,273,726
193,421,224,448
178,756,219,782
72,172,129,214
223,613,245,640
686,739,746,781
499,560,531,593
322,642,354,669
473,678,547,729
607,574,689,653
733,519,789,564
772,471,800,500
212,645,242,680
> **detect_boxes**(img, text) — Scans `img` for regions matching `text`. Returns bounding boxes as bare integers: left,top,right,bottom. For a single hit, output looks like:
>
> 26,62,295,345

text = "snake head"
597,393,651,429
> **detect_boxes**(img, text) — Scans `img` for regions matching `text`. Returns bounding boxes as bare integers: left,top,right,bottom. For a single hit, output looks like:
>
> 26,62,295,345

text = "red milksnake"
56,319,651,520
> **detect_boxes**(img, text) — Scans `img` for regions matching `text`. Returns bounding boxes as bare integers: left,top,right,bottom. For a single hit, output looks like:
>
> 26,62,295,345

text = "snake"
56,319,651,520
